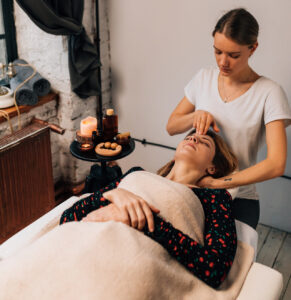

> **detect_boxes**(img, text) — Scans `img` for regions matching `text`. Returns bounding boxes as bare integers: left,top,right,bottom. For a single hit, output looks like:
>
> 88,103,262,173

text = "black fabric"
232,198,260,230
84,164,123,193
15,0,101,98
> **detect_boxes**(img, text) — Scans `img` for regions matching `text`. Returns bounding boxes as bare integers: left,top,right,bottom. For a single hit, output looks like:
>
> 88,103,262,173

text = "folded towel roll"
12,59,51,97
10,76,38,106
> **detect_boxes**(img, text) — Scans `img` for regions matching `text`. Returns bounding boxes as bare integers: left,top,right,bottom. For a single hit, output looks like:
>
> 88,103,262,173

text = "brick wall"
4,0,112,184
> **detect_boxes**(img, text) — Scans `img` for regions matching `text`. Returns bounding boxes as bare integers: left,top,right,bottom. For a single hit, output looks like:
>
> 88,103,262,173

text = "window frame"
1,0,18,63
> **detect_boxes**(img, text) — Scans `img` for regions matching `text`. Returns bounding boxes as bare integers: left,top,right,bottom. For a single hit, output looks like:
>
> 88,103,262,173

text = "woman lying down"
60,129,238,289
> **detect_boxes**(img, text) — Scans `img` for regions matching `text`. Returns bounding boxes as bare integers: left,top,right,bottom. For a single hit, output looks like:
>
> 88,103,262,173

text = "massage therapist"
167,8,291,230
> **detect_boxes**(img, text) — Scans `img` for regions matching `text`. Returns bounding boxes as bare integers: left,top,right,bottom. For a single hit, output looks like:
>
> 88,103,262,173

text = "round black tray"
70,139,135,163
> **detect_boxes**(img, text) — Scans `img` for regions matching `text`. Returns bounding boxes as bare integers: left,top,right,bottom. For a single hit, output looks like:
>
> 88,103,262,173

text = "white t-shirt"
184,66,291,199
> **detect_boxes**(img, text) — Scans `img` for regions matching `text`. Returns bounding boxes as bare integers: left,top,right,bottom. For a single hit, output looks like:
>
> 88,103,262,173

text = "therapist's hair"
212,8,259,46
157,129,238,179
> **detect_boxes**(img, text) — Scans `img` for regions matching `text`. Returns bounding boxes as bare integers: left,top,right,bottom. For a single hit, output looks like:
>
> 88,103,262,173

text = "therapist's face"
175,133,216,174
213,32,257,77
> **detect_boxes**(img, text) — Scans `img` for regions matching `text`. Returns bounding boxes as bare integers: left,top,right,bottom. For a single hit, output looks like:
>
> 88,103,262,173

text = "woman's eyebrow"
213,45,241,54
201,136,214,146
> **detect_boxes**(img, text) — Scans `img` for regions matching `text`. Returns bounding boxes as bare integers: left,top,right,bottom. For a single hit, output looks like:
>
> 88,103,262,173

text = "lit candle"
80,116,97,137
82,143,91,148
80,143,93,151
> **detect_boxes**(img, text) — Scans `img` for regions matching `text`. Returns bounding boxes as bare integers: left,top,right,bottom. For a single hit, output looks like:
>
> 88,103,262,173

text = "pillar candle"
80,116,97,137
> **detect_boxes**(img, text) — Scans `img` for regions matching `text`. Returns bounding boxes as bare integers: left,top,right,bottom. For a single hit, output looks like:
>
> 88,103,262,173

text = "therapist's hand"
197,176,228,189
197,176,219,189
103,188,160,232
193,110,219,135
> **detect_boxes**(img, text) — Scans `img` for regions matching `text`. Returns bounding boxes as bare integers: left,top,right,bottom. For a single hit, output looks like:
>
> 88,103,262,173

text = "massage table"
0,194,283,300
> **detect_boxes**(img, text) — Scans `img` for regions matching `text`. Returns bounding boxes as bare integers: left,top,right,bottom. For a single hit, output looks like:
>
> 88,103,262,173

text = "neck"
165,162,204,187
223,66,255,85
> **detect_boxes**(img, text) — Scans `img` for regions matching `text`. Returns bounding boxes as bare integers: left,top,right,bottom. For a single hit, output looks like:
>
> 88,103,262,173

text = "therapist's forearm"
167,113,194,135
216,158,285,189
167,112,195,135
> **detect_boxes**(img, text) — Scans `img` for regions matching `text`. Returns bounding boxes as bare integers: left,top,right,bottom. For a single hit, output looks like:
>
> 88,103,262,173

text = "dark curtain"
15,0,100,98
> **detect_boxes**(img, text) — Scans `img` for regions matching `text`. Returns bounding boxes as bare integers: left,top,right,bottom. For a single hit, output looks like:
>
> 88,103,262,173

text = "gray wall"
107,0,291,231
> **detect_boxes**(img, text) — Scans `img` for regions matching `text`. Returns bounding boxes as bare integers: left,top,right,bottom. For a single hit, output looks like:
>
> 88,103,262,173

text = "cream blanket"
0,171,254,300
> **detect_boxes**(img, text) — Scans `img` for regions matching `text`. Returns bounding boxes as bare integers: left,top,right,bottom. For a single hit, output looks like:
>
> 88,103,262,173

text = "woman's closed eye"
230,54,240,59
214,50,240,59
185,136,210,147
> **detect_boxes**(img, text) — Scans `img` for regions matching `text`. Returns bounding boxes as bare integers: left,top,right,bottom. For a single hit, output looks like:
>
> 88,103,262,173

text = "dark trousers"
233,198,260,230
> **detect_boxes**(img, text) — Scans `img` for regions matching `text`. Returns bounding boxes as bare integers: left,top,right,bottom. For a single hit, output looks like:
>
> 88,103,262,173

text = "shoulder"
255,76,286,95
255,76,289,110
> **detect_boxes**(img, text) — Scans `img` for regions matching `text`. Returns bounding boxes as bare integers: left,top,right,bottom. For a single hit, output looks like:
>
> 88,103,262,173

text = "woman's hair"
157,129,238,178
212,8,259,46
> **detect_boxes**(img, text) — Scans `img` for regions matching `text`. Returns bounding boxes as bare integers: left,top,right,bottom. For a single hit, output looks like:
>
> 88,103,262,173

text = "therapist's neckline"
217,70,263,104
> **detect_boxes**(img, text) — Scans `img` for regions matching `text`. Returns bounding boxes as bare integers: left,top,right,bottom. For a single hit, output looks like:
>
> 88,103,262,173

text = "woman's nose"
192,135,199,143
220,54,229,67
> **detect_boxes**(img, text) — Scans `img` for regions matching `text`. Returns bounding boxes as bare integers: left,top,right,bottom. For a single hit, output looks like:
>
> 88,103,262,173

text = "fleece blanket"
0,171,254,300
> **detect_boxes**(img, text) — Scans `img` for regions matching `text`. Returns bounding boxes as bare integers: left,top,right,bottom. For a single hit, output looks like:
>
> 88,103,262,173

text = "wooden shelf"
0,92,59,124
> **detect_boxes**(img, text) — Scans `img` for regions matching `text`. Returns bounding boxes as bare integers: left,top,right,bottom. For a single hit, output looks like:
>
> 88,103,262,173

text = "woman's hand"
103,188,160,232
193,110,219,135
82,203,130,225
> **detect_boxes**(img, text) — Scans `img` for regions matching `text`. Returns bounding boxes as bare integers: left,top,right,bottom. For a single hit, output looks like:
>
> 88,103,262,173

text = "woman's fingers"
192,115,197,131
198,113,207,134
192,110,219,135
193,116,200,132
149,204,160,214
126,204,139,228
119,207,130,226
134,203,146,231
202,114,212,135
129,201,159,232
101,188,160,232
194,112,208,135
141,202,155,232
212,120,220,132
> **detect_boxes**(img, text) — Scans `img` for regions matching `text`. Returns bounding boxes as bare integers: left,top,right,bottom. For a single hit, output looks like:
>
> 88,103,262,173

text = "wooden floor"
257,224,291,300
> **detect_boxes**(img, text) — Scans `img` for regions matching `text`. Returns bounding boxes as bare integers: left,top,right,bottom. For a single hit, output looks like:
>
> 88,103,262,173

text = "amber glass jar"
102,108,118,141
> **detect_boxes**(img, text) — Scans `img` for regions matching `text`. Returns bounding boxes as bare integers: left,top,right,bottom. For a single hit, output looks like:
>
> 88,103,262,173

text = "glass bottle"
102,108,118,141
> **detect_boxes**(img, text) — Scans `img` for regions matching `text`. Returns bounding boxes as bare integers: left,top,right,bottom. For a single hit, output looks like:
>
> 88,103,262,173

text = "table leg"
83,162,122,193
101,161,107,175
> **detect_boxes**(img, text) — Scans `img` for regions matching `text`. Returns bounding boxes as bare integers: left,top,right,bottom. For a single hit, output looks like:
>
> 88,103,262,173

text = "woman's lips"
185,143,196,150
221,67,231,73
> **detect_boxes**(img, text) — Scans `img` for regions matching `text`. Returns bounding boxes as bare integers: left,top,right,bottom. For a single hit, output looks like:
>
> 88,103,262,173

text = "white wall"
107,0,291,231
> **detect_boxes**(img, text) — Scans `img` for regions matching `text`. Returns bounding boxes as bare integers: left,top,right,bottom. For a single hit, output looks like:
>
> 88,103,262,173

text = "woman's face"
213,32,257,77
175,133,216,173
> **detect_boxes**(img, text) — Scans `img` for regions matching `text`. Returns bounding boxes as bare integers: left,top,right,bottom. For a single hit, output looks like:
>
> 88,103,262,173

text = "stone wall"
5,0,112,184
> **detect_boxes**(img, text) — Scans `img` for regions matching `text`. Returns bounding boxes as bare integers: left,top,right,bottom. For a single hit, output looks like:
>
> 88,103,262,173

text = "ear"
206,165,216,175
249,42,258,56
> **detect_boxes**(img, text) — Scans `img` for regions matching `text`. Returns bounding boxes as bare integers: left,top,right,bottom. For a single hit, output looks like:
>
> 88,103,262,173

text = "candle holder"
76,130,94,152
115,132,131,146
79,143,94,152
